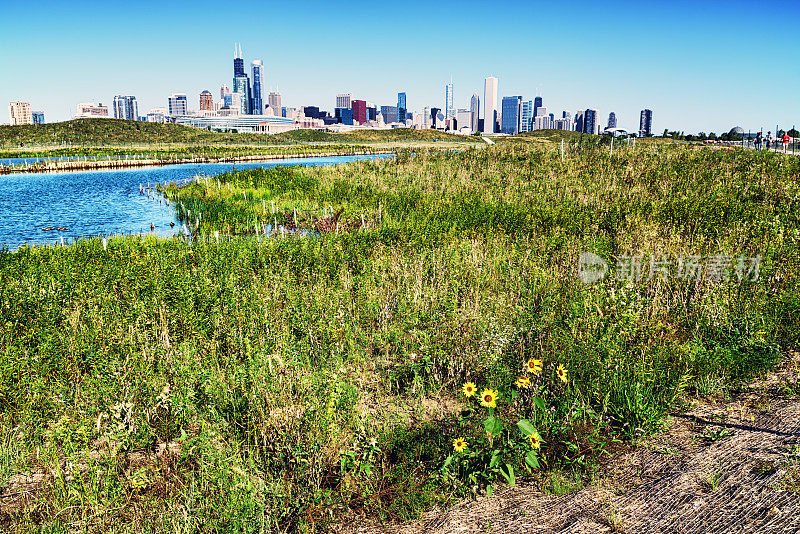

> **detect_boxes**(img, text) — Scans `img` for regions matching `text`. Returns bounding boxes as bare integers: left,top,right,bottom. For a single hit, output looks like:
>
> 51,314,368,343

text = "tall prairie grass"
0,140,798,531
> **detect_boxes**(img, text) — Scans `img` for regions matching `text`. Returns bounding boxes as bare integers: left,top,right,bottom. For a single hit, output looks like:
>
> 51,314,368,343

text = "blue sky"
2,0,798,134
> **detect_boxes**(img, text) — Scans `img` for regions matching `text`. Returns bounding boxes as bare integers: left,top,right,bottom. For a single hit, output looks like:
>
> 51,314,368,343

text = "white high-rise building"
445,82,454,121
8,101,33,125
336,93,352,109
423,106,431,129
168,94,188,117
75,102,109,118
483,76,498,133
456,109,471,131
470,93,480,133
268,89,282,115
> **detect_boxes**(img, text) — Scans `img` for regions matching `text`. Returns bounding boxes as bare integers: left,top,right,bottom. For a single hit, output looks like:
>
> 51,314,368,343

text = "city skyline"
1,0,798,134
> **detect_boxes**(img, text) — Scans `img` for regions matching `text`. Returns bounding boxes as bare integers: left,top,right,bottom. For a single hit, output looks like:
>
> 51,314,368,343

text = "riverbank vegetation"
0,119,477,155
1,141,798,532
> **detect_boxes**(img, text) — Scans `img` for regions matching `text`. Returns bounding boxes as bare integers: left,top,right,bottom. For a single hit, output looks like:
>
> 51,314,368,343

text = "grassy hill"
0,118,478,150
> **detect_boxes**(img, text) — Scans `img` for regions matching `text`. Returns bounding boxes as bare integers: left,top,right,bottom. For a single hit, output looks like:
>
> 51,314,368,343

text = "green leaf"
500,463,516,486
484,416,503,436
525,450,539,469
489,451,501,468
511,389,520,400
516,419,536,436
533,397,546,411
486,485,493,497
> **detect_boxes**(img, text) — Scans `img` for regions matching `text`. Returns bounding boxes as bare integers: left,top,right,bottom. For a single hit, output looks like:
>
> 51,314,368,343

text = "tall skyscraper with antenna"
232,43,251,114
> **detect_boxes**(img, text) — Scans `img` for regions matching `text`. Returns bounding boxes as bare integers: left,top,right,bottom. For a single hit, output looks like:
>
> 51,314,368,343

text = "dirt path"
353,354,800,534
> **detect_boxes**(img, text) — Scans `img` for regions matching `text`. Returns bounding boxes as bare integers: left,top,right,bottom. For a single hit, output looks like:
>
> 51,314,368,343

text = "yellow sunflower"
529,431,542,450
526,358,543,375
462,382,477,397
453,437,468,452
515,376,531,389
557,364,568,383
480,388,498,408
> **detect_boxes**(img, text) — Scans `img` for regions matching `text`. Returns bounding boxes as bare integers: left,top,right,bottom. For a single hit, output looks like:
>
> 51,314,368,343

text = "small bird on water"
150,223,155,231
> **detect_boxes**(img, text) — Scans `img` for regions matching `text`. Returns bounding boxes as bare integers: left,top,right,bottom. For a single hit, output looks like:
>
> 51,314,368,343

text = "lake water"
0,154,387,249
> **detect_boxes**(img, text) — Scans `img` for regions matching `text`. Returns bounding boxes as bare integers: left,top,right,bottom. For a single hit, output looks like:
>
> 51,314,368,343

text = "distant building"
233,76,251,114
470,93,480,133
533,96,543,118
534,114,552,130
76,102,109,118
430,107,442,129
501,96,522,134
32,111,45,125
445,82,454,121
233,42,245,77
483,76,498,133
200,90,214,111
583,109,597,134
367,102,377,122
335,107,353,125
268,90,282,114
607,112,617,129
423,106,431,129
146,108,167,123
520,100,533,133
381,105,398,124
220,84,231,100
397,92,407,123
8,101,32,125
574,110,584,133
639,109,652,137
562,110,571,120
167,94,188,117
352,99,367,124
336,93,352,109
251,60,264,115
456,109,471,131
553,118,572,131
113,95,138,120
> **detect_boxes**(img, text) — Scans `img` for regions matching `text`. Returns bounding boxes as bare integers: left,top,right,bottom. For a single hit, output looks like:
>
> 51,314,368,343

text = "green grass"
1,140,798,531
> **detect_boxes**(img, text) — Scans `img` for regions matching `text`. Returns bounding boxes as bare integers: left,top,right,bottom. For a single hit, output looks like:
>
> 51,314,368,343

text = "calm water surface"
1,155,387,249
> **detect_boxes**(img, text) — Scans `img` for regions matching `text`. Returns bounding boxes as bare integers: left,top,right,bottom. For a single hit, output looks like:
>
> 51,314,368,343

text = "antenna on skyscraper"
238,44,243,58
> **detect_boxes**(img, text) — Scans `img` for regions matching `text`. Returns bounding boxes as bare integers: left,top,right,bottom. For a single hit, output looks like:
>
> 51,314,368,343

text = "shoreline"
0,149,394,175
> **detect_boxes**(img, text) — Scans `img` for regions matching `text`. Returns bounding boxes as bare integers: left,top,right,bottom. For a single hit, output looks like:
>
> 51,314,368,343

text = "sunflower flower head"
515,376,531,389
462,382,477,397
453,437,468,453
556,364,568,383
529,431,542,450
526,358,543,375
480,388,499,408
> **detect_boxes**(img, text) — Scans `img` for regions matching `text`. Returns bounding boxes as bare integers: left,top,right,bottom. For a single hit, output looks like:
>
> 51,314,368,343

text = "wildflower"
480,388,498,408
462,382,477,397
526,358,543,375
557,364,568,383
515,376,531,389
529,431,542,450
453,437,468,452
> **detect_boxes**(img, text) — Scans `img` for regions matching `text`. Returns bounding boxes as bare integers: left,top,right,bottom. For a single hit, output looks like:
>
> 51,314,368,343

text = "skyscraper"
352,99,367,124
8,101,33,125
269,90,282,114
251,60,264,115
200,91,214,111
483,76,498,133
607,112,617,129
397,92,407,123
501,96,522,134
113,95,138,120
445,82,454,121
233,43,245,78
381,105,398,124
76,102,109,117
32,111,45,125
220,84,230,100
639,109,652,137
583,109,598,134
336,93,352,109
574,110,584,133
520,100,533,133
233,76,251,115
533,96,543,118
470,93,480,133
430,107,441,129
168,94,188,117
